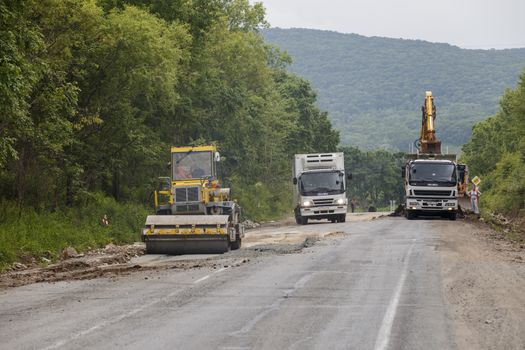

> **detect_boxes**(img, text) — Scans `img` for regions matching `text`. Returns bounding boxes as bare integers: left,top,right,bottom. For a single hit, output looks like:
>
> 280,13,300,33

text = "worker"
468,184,481,215
350,198,356,213
174,164,191,179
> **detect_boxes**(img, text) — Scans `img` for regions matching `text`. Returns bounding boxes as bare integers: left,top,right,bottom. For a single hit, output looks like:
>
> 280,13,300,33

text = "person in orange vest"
468,184,481,215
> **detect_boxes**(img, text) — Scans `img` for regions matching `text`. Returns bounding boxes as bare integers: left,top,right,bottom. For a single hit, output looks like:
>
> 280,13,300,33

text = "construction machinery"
142,145,244,254
402,91,469,220
293,153,350,224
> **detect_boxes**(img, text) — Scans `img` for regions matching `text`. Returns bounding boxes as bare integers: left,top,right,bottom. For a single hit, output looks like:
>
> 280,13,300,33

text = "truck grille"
174,187,200,203
312,198,333,206
413,190,452,196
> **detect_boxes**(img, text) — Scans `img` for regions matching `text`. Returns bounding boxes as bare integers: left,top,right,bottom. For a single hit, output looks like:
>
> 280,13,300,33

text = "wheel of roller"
230,212,241,250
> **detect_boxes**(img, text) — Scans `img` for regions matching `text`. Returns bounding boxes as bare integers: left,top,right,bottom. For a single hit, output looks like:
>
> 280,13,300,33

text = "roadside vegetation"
0,195,148,270
461,70,525,237
342,147,404,211
0,0,339,268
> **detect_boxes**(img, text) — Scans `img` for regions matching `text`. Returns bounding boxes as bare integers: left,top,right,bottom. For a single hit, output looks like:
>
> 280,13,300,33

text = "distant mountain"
262,28,525,151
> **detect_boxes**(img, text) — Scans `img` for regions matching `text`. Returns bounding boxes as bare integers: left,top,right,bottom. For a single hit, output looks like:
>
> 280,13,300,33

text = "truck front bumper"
300,205,347,218
406,198,458,211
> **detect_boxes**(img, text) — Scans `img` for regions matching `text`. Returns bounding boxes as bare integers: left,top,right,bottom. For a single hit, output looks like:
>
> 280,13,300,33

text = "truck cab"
403,158,459,220
293,153,349,224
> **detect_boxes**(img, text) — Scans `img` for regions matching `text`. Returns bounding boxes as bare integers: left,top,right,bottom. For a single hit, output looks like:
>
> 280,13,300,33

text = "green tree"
0,0,43,167
462,70,525,215
342,146,404,209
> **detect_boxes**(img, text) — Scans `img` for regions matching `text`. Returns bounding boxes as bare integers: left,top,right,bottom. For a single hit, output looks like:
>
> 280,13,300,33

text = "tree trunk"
66,174,73,207
112,169,120,201
15,147,28,206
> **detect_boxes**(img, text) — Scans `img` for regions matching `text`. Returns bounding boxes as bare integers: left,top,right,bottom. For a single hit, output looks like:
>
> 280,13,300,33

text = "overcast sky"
254,0,525,49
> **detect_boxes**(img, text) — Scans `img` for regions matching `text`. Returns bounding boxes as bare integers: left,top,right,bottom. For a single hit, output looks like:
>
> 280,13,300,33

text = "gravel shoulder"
436,219,525,350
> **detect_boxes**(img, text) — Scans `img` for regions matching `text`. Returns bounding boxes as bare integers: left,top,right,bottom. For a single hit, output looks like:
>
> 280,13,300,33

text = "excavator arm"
418,91,442,154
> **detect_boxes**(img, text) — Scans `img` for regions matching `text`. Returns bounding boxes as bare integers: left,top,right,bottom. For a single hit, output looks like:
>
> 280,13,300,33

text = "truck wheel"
295,215,302,225
448,212,457,221
339,215,346,223
301,217,308,225
406,211,416,220
230,236,242,250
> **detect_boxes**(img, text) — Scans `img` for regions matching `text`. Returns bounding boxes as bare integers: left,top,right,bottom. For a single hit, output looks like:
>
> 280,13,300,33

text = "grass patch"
0,194,149,270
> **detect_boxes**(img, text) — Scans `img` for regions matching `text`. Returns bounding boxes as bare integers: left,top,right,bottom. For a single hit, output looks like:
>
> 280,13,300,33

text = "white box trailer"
293,153,349,224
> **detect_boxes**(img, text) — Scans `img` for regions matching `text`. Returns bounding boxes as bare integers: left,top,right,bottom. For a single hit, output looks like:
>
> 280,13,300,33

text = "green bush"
481,153,525,215
233,180,292,222
462,70,525,218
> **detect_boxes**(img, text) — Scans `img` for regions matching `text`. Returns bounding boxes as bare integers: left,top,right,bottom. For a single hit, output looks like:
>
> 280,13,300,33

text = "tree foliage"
342,146,404,210
0,0,339,221
462,71,525,216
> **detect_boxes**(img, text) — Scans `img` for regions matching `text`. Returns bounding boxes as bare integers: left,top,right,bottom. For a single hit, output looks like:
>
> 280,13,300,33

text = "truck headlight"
409,202,418,206
302,200,312,207
336,198,345,205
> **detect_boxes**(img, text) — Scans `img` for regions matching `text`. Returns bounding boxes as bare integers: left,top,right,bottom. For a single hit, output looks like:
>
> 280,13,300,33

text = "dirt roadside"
436,220,525,350
0,213,383,289
244,212,385,247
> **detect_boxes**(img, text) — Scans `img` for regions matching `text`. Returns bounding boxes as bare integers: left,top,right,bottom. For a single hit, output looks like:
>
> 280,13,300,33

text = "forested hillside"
0,0,339,267
262,28,525,151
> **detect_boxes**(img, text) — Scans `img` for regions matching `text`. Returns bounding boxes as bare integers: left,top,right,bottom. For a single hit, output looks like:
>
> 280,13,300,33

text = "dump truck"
142,145,244,254
293,153,350,224
402,91,469,220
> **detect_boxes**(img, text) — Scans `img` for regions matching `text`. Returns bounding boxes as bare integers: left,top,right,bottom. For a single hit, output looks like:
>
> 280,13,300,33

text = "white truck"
402,155,468,220
293,153,350,225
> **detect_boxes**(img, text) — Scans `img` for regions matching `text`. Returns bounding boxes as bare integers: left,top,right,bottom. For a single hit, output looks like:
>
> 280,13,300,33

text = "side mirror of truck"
347,173,352,180
401,166,406,178
293,177,297,185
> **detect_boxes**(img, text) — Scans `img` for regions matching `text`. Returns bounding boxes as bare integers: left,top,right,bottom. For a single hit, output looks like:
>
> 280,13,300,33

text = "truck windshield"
409,163,456,185
172,151,212,180
300,171,344,196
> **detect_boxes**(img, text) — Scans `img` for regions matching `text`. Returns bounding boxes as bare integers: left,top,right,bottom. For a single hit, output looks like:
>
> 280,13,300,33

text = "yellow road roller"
142,145,244,254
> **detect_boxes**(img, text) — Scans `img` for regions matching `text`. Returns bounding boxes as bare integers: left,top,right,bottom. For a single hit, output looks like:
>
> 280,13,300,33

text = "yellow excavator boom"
419,91,442,154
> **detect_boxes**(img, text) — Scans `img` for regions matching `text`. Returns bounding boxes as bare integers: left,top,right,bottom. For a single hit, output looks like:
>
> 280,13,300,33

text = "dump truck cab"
403,157,459,219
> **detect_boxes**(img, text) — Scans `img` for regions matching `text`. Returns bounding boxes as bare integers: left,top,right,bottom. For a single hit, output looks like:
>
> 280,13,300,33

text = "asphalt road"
0,217,456,349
